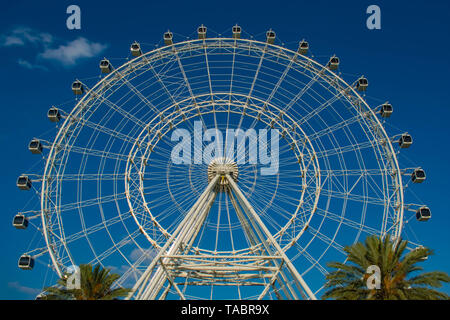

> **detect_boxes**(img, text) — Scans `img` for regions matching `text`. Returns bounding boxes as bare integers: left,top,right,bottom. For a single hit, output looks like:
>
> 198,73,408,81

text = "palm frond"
322,234,449,300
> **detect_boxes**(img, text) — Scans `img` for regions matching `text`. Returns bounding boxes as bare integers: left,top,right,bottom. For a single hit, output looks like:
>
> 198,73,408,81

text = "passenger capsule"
328,56,340,70
130,41,142,57
35,293,47,300
298,40,309,55
379,103,393,118
71,80,84,95
18,254,34,270
28,139,43,154
17,175,32,191
99,59,111,74
416,206,431,222
13,214,28,229
411,168,426,183
266,29,276,44
164,31,173,45
47,107,61,122
399,134,413,148
232,25,241,39
198,25,207,39
356,77,368,92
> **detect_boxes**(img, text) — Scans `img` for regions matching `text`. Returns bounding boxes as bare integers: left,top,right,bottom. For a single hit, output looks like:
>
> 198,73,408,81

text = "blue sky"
0,0,449,299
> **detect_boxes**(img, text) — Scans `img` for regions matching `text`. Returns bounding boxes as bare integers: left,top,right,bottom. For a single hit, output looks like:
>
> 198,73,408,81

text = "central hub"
207,157,238,187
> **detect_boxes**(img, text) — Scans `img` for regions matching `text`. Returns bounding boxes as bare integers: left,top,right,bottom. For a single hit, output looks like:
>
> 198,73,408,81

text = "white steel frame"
17,33,419,300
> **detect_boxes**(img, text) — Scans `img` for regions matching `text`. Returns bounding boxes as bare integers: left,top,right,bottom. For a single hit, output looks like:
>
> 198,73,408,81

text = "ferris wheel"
15,25,430,300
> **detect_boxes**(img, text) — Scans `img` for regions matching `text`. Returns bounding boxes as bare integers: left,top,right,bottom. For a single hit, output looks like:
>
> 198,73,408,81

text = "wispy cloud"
1,26,107,69
39,37,107,66
130,247,157,263
17,58,48,71
105,247,158,288
8,281,41,297
107,264,130,275
1,26,53,47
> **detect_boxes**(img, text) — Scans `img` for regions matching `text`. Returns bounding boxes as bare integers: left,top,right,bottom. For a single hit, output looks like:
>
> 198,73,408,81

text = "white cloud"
130,247,157,263
17,58,48,71
107,264,130,275
1,26,53,47
3,36,25,46
1,26,107,68
40,37,107,66
8,281,41,297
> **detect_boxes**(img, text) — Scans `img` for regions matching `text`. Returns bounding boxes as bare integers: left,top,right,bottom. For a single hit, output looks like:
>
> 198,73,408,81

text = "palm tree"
323,234,450,300
43,264,130,300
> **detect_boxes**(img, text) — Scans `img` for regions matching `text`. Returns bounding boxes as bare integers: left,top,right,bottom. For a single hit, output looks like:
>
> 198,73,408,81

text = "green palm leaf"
43,264,130,300
323,234,449,300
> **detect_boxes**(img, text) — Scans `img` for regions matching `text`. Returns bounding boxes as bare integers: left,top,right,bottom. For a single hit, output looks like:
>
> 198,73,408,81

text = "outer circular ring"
39,37,404,278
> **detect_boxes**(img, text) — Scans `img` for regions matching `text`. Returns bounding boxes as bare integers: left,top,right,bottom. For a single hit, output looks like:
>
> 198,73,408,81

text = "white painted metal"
128,172,316,300
16,28,424,299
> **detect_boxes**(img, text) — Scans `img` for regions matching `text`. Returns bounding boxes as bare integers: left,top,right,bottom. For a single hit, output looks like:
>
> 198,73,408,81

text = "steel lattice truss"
17,30,427,300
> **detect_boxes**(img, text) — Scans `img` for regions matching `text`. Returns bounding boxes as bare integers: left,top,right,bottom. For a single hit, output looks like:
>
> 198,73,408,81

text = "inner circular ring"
124,92,321,252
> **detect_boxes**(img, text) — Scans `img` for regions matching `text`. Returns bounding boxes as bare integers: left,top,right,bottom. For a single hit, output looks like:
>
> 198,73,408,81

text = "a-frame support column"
127,172,316,300
127,175,220,300
225,174,317,300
